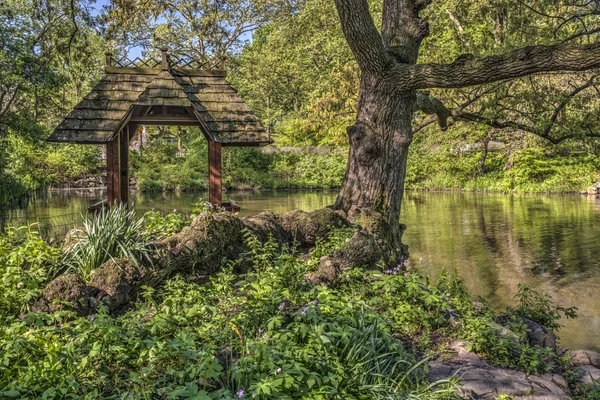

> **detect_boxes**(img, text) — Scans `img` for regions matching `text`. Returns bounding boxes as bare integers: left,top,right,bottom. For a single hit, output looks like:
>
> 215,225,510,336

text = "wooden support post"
208,140,222,205
119,127,130,204
106,135,120,206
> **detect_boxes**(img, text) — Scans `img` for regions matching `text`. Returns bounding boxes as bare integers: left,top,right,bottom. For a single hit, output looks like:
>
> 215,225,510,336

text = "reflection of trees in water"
402,192,600,350
0,190,107,240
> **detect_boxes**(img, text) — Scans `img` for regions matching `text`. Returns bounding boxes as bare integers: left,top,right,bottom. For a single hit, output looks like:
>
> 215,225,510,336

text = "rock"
521,318,557,350
568,350,600,368
573,365,600,389
587,185,599,195
428,340,571,399
556,347,570,356
32,274,92,316
490,322,520,341
88,258,151,311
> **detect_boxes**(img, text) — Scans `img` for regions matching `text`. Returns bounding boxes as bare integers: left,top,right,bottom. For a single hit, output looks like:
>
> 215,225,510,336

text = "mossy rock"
32,273,91,316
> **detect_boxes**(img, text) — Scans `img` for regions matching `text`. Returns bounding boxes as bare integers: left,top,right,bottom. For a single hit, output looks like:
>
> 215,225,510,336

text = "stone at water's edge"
428,340,571,399
569,349,600,368
521,317,557,350
586,182,600,195
573,364,600,389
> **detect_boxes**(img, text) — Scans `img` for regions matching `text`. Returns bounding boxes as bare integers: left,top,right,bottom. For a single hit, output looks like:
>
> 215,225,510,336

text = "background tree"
0,0,104,205
104,0,298,61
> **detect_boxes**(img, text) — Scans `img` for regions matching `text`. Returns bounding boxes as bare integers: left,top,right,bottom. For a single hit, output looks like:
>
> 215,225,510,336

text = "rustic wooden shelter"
48,48,271,206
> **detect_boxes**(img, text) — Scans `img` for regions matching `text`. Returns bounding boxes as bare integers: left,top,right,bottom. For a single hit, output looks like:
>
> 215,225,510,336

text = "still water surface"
2,189,600,351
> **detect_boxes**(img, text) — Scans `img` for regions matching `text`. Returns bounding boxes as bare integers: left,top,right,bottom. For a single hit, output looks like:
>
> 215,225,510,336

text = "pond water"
2,189,600,351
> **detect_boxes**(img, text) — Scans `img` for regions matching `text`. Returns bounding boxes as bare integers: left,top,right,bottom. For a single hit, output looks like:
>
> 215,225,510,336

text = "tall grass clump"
61,205,153,280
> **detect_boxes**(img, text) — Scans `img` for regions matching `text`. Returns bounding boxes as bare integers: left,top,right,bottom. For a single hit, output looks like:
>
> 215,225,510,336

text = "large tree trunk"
333,75,414,262
332,0,426,263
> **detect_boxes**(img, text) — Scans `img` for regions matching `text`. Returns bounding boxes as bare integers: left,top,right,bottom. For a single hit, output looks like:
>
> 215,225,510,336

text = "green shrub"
61,205,153,280
0,225,59,315
144,210,188,239
508,284,578,333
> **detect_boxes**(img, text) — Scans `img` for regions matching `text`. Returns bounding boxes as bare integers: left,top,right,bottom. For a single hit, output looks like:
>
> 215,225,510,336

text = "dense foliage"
0,210,590,398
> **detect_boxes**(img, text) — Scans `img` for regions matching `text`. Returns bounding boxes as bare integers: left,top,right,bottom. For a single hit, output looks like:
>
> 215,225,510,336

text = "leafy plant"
144,210,188,239
61,205,153,280
0,225,59,315
508,284,578,333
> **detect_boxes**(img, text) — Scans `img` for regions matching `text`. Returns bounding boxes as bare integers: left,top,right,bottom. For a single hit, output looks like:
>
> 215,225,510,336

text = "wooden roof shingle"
48,58,270,146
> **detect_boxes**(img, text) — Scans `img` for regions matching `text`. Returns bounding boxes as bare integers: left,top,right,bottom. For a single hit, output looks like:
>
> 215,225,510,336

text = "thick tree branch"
389,42,600,90
334,0,390,75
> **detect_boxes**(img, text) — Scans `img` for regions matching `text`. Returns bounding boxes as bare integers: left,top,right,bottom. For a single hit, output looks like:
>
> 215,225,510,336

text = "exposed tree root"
33,208,392,316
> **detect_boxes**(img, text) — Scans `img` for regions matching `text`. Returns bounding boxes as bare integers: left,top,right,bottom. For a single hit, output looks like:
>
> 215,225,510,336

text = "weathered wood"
50,50,270,145
208,140,222,206
119,127,130,204
106,136,120,205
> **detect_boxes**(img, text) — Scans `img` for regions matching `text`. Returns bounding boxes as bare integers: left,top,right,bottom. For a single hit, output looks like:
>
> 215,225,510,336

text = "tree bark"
333,0,600,265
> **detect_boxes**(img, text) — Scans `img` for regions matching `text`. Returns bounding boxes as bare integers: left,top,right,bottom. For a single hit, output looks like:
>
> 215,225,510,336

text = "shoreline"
44,185,599,196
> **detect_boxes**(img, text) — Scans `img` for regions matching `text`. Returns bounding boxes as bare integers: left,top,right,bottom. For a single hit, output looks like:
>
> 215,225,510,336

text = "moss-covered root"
32,274,92,316
278,208,349,246
307,230,383,285
88,258,156,312
349,206,409,265
34,208,377,315
159,208,352,275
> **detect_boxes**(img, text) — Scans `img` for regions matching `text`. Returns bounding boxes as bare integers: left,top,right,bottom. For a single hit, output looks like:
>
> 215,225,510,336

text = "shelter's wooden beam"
208,140,222,206
106,135,120,206
119,125,137,204
129,116,198,125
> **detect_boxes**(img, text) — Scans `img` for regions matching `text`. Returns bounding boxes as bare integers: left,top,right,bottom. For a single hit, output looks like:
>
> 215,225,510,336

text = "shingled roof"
48,51,270,146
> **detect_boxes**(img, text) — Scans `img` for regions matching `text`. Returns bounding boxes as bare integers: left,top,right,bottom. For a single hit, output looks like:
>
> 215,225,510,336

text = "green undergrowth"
0,215,583,399
406,143,600,194
131,142,347,192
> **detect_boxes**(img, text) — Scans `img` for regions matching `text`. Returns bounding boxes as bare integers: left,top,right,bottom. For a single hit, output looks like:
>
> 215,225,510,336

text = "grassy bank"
0,208,594,399
130,141,599,194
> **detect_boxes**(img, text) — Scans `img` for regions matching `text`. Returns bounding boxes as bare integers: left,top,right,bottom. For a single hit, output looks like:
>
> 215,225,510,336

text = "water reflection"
1,189,599,351
401,192,600,351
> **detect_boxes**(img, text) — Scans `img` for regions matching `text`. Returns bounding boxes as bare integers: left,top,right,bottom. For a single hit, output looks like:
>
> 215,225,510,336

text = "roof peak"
104,49,226,72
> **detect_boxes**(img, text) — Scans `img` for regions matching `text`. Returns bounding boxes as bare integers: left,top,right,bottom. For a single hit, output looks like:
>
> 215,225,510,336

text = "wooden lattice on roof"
48,49,270,146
